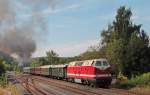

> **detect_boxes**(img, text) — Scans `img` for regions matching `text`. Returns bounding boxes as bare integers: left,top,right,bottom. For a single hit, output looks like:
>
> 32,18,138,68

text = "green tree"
125,31,150,77
106,38,125,73
46,50,59,65
101,6,150,77
30,58,42,67
38,57,48,65
0,58,6,76
79,48,106,60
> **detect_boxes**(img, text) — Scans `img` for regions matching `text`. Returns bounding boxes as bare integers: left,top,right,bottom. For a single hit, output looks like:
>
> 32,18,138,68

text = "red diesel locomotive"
67,59,112,87
23,58,112,87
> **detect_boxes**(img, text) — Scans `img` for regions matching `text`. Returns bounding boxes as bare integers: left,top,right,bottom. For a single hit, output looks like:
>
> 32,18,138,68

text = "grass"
112,72,150,95
130,86,150,95
0,88,5,95
0,74,20,95
0,85,20,95
129,73,150,87
10,85,21,95
0,87,11,95
0,74,7,88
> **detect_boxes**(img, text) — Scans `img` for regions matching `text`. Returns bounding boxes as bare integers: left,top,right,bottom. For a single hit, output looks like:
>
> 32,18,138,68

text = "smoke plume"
0,0,56,66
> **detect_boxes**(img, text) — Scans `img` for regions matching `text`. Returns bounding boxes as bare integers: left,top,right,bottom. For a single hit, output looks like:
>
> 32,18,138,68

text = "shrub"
117,72,128,81
0,74,7,88
0,62,6,76
114,72,150,89
129,72,150,87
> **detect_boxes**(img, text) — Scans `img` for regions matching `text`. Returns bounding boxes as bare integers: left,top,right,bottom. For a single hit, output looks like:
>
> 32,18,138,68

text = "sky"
32,0,150,57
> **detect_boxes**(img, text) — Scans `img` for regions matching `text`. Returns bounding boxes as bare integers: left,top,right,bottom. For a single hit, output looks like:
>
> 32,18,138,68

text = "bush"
129,72,150,87
114,72,150,89
117,72,128,81
0,62,6,76
115,81,136,89
0,74,7,88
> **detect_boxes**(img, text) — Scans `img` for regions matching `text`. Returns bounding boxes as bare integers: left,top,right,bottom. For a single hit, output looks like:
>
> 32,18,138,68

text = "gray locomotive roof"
23,67,31,69
51,64,67,68
40,65,52,68
40,64,67,68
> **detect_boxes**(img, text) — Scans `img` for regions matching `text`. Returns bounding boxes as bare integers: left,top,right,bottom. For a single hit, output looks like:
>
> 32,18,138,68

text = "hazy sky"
32,0,150,57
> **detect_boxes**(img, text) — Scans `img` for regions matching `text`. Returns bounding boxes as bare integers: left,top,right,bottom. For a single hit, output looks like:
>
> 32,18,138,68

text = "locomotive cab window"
103,61,108,66
94,61,102,66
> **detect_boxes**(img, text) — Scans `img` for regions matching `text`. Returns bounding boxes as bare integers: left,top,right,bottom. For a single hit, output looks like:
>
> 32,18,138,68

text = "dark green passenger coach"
51,65,67,79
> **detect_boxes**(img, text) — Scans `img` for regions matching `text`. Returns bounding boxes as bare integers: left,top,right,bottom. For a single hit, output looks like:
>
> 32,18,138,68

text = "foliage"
0,74,7,88
58,57,75,64
46,50,59,65
125,31,150,76
114,72,150,89
78,46,106,60
0,52,18,72
30,57,45,67
117,72,128,81
10,85,21,95
30,50,76,67
0,58,6,76
129,72,150,87
101,6,150,77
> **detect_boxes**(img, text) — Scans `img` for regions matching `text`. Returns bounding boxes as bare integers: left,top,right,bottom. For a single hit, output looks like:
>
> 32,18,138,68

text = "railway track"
31,75,141,95
16,75,56,95
33,76,102,95
16,74,143,95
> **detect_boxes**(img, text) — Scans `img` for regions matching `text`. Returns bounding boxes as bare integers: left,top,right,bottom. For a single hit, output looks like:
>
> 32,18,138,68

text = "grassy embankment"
0,74,9,95
113,72,150,95
0,74,20,95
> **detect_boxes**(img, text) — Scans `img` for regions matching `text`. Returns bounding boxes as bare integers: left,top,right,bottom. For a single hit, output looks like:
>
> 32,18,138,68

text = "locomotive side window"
103,61,108,66
95,61,102,66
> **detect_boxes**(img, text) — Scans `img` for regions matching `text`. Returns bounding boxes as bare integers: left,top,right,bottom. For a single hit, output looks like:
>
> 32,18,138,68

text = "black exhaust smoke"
0,0,57,67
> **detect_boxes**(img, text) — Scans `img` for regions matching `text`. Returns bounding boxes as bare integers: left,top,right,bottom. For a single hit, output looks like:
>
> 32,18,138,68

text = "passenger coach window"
95,61,102,66
103,61,108,66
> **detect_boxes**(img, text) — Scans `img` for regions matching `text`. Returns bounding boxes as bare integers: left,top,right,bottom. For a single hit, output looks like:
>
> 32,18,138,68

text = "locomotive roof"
40,65,52,68
51,64,67,68
68,58,107,66
23,67,31,69
92,58,107,61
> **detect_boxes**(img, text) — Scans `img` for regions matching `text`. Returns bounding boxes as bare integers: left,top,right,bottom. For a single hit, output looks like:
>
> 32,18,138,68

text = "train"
23,58,112,87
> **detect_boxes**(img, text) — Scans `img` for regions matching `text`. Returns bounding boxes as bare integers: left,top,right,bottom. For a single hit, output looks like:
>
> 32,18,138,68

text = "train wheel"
68,78,71,82
90,82,97,88
71,78,75,83
90,83,94,87
105,85,110,88
87,80,90,86
66,78,69,82
104,82,111,88
81,79,85,85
